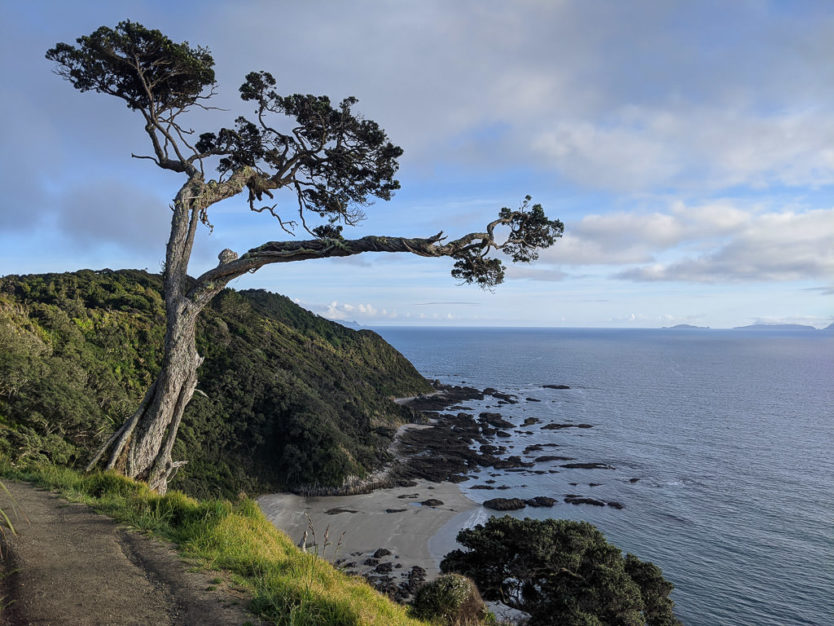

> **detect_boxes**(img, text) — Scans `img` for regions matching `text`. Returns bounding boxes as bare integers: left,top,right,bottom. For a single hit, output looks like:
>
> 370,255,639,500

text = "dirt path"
0,481,261,625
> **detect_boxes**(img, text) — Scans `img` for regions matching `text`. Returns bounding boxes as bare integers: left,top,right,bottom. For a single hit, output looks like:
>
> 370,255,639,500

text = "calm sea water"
373,327,834,626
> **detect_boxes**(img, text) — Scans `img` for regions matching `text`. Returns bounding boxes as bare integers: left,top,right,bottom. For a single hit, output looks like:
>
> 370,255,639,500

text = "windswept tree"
47,22,563,494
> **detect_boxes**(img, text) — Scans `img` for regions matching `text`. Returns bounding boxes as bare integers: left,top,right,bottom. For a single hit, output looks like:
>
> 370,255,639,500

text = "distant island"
660,323,833,331
663,324,710,330
733,323,817,331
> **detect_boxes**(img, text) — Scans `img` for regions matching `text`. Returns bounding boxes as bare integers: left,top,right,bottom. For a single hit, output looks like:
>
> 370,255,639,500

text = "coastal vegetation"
46,20,563,493
0,269,430,497
441,516,679,625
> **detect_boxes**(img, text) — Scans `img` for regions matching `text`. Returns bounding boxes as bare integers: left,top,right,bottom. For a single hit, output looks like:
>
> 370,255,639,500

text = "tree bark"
89,176,213,494
125,303,201,492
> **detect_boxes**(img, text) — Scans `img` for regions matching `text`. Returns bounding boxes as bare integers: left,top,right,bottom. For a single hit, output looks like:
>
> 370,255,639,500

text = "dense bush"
412,573,489,625
0,270,432,496
441,516,680,626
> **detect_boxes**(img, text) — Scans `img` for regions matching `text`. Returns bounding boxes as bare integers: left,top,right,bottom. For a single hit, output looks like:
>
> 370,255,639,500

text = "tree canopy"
47,21,563,290
440,516,680,625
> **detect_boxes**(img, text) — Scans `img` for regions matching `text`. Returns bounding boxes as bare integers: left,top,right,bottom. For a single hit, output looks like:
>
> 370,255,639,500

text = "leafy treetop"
46,21,563,291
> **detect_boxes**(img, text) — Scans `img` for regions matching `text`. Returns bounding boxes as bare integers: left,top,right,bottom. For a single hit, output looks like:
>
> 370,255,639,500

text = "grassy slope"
0,269,432,497
0,461,425,625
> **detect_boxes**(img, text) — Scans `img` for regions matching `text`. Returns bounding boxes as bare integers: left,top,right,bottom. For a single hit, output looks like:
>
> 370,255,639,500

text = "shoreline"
256,384,496,600
257,479,479,598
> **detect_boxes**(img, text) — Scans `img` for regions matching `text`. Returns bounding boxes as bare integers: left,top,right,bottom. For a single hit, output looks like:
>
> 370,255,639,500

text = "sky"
2,0,833,328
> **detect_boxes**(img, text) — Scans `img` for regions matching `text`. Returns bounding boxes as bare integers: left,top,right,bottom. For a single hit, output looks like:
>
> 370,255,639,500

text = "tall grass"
0,460,425,625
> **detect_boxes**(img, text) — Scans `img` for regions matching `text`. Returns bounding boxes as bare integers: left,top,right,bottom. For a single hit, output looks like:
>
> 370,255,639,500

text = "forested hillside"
0,269,432,497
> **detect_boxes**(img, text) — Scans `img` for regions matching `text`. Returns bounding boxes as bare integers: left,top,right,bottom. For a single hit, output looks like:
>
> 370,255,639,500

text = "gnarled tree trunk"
87,177,219,494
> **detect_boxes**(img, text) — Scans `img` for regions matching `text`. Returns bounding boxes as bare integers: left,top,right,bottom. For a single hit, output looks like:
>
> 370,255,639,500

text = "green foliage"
450,196,563,289
194,67,403,223
412,573,489,625
0,270,431,497
440,516,680,626
46,21,215,113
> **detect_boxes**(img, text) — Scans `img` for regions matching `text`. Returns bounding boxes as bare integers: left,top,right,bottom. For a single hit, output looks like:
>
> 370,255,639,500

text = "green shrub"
441,516,680,626
412,573,488,625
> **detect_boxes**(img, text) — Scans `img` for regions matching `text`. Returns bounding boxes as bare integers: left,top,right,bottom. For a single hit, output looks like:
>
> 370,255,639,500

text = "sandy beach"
257,479,480,581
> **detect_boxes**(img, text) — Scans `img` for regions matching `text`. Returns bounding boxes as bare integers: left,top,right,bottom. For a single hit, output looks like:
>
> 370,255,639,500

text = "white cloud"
617,208,834,283
320,301,399,321
532,200,833,285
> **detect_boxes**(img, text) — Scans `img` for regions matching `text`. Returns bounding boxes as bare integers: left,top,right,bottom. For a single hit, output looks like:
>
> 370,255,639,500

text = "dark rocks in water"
394,411,487,482
421,499,443,507
375,562,393,573
532,470,547,475
397,493,419,499
485,479,496,484
535,455,576,462
373,548,392,559
385,508,407,513
565,496,606,506
484,388,519,404
480,444,505,455
526,397,541,402
496,430,512,438
403,384,485,412
629,478,640,483
561,462,615,470
364,558,380,566
542,422,594,430
483,497,527,511
478,412,515,429
589,483,602,487
470,484,495,490
496,485,512,490
522,417,542,426
543,384,571,389
526,496,557,507
448,474,469,483
492,455,535,469
607,501,625,509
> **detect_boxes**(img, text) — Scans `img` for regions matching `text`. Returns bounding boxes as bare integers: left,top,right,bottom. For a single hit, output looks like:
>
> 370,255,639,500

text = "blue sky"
2,0,832,328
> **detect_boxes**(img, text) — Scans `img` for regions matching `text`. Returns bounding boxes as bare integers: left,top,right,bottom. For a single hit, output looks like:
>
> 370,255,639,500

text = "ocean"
373,327,834,625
